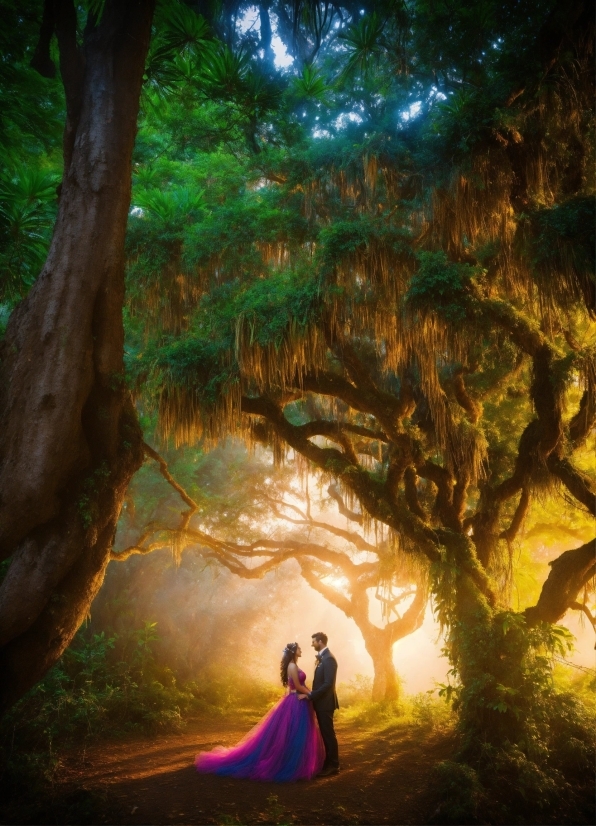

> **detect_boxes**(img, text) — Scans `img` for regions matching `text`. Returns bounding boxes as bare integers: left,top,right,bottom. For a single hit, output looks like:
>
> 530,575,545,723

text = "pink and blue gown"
195,669,325,781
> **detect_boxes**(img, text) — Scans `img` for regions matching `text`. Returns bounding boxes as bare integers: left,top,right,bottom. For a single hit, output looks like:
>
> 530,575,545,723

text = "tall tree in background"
117,456,427,701
0,0,155,712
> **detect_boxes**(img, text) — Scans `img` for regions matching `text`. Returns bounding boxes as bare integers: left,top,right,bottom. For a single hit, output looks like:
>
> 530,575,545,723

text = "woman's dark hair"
280,642,299,687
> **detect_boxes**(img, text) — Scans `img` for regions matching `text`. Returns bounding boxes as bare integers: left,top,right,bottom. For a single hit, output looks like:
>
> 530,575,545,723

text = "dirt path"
53,715,453,825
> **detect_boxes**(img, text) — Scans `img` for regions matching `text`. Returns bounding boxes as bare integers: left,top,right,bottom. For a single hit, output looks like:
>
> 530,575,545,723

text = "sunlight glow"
236,6,294,69
322,574,350,591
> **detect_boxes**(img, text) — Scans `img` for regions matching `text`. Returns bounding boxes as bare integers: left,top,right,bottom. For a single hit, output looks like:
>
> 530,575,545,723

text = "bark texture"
0,0,154,713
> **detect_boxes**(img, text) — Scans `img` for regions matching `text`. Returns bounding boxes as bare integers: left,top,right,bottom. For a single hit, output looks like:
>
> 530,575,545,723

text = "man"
300,631,340,776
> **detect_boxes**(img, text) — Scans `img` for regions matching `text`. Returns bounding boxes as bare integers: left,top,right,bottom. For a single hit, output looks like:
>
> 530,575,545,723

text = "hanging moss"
518,196,595,312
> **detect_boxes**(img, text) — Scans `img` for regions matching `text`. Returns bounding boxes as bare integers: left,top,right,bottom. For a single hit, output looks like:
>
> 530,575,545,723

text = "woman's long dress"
194,669,325,781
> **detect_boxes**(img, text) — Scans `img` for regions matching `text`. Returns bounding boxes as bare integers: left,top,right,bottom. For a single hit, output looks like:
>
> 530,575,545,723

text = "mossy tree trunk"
0,0,154,713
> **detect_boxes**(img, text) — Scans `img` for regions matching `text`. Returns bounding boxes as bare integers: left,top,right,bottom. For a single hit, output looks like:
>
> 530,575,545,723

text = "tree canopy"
0,1,594,822
122,2,595,817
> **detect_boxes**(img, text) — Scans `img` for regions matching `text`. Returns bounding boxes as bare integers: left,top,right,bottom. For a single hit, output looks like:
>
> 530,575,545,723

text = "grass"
337,674,455,732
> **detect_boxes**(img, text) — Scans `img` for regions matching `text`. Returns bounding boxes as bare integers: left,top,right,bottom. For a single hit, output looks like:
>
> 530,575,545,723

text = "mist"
92,542,595,698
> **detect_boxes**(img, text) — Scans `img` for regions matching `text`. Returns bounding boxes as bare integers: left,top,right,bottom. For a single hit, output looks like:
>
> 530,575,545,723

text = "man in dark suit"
302,631,339,776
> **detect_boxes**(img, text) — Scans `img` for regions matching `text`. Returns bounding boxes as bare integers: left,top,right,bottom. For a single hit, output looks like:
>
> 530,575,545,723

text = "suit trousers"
315,707,339,767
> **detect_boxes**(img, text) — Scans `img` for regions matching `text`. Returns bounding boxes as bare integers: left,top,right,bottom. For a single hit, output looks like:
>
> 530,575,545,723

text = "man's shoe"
317,764,340,777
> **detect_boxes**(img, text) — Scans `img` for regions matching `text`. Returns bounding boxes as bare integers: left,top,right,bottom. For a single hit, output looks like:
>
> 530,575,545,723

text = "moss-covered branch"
524,539,596,626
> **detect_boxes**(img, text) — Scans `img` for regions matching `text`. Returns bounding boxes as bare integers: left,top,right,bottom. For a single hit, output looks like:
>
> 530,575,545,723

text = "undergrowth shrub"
0,620,278,814
427,590,596,825
337,674,455,730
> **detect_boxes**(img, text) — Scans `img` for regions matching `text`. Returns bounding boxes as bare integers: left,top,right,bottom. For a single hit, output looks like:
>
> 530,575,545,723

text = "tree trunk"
0,0,154,714
368,635,400,702
367,584,428,701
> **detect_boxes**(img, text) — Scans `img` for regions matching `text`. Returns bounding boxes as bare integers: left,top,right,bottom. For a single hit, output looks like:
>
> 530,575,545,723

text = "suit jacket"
310,649,339,711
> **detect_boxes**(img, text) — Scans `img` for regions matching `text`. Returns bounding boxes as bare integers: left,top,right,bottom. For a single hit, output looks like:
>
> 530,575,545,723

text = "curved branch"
327,484,362,524
403,466,428,521
499,487,531,543
453,368,482,424
340,423,390,443
386,585,427,641
142,442,199,531
569,389,596,447
264,495,376,552
241,394,441,562
547,455,596,514
418,460,462,531
111,538,168,562
299,560,355,618
569,600,596,629
525,539,596,626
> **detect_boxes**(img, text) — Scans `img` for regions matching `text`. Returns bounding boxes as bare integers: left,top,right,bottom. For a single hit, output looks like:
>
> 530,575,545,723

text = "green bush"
337,675,455,732
336,673,374,707
430,760,482,825
409,691,455,730
0,620,279,813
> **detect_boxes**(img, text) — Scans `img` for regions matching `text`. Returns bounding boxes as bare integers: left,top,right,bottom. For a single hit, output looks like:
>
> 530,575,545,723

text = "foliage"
338,674,455,731
430,540,595,824
0,0,62,313
1,2,595,822
407,252,478,324
0,616,279,812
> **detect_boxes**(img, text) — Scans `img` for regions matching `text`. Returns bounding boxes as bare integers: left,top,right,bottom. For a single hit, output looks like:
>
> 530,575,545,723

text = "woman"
195,643,325,781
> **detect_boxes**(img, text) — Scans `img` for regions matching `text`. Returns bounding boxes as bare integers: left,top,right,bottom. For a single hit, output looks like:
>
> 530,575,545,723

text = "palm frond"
132,187,206,223
338,13,386,80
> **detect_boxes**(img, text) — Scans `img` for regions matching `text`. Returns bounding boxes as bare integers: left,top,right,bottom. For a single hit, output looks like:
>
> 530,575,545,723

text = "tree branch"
525,539,596,625
547,455,596,514
53,0,85,172
298,559,356,619
403,466,428,521
30,0,57,78
241,394,441,562
499,486,531,543
385,584,427,640
569,389,596,447
142,441,199,530
453,367,482,424
569,600,596,629
327,483,363,524
263,493,376,552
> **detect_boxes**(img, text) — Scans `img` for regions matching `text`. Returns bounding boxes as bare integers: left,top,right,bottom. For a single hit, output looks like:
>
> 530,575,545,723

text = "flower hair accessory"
282,642,298,655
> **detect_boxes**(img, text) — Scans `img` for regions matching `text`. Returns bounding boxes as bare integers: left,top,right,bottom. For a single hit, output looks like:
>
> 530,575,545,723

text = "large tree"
0,0,155,712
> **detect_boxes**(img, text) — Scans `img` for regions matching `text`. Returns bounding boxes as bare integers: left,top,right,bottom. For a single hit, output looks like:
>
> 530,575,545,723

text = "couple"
195,632,339,782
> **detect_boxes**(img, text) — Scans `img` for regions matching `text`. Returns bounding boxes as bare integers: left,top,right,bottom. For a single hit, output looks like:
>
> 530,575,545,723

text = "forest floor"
13,712,455,825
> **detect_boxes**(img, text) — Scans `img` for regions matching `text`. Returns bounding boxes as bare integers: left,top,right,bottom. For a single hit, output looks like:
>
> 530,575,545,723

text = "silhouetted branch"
327,483,362,524
499,487,531,543
525,540,596,625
